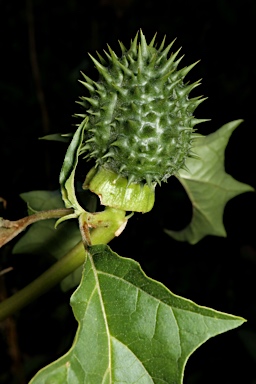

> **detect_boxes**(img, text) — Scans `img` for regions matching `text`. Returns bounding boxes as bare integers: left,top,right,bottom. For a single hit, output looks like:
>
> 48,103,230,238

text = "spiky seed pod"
78,30,208,212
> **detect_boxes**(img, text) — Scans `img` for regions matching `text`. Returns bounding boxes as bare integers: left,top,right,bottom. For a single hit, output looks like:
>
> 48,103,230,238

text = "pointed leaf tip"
29,245,246,384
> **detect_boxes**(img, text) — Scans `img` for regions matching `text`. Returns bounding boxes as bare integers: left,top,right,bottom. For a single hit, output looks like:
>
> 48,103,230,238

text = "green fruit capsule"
78,30,207,212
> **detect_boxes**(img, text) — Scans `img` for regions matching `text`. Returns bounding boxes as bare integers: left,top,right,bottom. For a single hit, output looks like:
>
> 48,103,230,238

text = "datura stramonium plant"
77,30,208,213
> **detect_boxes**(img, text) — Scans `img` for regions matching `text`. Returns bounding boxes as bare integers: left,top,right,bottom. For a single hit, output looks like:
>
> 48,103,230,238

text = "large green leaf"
165,120,254,244
30,244,245,384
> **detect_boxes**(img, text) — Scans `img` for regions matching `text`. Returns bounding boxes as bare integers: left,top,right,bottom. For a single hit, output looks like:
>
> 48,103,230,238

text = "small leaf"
165,120,254,244
29,244,245,384
21,190,65,212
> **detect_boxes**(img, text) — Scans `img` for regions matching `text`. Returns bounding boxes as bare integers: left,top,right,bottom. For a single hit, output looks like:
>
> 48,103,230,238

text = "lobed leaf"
30,244,245,384
166,120,254,244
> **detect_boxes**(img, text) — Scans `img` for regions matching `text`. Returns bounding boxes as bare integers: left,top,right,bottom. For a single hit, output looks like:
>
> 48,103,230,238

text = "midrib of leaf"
97,268,184,382
97,269,172,381
111,336,155,383
29,245,245,384
89,251,113,383
98,269,183,356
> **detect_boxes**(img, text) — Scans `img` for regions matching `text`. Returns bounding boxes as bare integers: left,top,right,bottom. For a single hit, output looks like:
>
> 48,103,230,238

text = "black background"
1,0,256,383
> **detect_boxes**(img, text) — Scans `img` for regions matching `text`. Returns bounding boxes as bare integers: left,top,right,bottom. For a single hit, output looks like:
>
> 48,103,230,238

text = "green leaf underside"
166,120,254,244
30,244,245,384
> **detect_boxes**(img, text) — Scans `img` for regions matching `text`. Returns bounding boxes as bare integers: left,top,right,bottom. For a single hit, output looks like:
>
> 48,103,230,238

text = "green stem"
0,241,84,321
0,208,127,322
0,208,73,247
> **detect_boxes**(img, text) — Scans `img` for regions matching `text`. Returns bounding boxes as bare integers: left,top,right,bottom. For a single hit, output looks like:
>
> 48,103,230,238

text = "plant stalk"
0,208,127,321
0,241,85,322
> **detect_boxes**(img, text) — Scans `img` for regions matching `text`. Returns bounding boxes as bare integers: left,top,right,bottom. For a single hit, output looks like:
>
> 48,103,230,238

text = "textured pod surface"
77,30,207,186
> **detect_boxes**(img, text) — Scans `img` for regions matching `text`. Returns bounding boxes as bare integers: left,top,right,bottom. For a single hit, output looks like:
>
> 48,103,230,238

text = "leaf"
0,190,73,248
29,244,245,384
21,190,66,212
58,119,88,221
20,188,97,216
165,120,254,244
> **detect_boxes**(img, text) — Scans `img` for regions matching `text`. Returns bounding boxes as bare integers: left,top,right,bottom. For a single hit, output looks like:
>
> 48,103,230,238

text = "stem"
0,208,73,248
0,241,84,322
0,208,127,321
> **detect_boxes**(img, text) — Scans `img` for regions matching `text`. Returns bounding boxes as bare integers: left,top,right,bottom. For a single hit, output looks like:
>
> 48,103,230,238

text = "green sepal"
57,119,88,225
83,166,155,213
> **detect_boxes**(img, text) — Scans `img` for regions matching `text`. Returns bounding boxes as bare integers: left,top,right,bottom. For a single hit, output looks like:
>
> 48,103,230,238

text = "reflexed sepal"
83,167,155,213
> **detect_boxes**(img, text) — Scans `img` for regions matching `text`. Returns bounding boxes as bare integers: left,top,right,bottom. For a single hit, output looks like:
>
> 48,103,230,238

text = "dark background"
1,0,256,383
